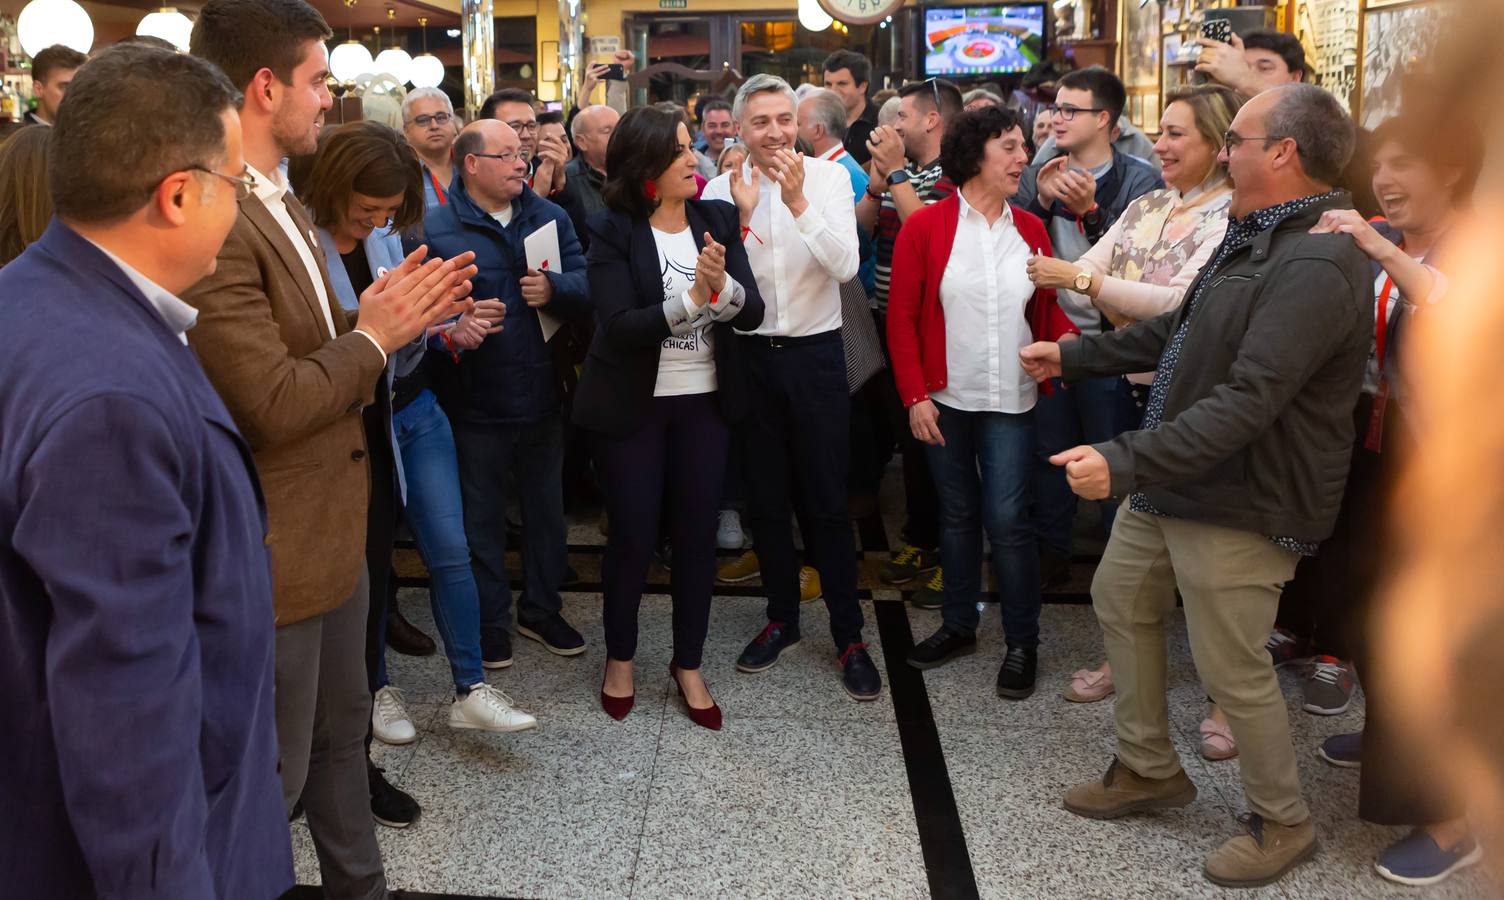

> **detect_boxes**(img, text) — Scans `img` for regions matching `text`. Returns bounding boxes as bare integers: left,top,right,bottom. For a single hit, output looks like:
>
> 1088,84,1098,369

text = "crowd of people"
0,0,1486,895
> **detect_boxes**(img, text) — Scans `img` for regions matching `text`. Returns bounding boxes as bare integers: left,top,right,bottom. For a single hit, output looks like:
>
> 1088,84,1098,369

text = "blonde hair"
717,142,748,174
0,126,52,266
1163,84,1244,179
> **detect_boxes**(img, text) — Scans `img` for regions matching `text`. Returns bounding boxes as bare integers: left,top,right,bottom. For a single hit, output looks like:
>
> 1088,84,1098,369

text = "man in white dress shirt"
701,75,882,701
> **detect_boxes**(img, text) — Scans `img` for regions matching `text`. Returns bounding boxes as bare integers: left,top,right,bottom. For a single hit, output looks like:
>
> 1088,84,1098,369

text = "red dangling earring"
644,180,658,200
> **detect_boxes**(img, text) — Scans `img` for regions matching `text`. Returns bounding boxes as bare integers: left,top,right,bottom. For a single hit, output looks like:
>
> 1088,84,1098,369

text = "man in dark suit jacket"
185,1,475,895
0,44,291,899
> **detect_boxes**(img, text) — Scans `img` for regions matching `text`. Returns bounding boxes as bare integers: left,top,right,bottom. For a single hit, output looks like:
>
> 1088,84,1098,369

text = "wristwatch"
886,169,911,187
1073,270,1094,292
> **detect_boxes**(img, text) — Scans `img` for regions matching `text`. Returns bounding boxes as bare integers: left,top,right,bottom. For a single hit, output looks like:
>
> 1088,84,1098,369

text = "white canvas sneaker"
371,685,417,745
450,683,538,733
716,509,745,551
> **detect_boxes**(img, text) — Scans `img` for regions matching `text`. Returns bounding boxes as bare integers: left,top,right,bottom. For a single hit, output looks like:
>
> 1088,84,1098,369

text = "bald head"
570,104,619,171
454,119,527,211
1223,83,1355,217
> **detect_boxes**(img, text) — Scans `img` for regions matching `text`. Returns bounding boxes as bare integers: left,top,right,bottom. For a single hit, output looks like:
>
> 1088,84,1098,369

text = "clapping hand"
1040,157,1097,217
534,134,570,195
356,247,478,353
728,165,761,225
866,124,907,179
690,233,727,306
446,310,493,349
764,149,808,216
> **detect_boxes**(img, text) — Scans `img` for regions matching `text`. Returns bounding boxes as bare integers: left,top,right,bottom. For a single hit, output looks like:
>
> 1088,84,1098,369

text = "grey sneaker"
1302,656,1357,715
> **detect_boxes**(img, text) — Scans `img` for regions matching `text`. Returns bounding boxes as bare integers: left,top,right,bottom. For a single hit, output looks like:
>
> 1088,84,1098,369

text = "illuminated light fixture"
797,0,833,32
374,46,413,84
410,17,444,88
329,40,374,82
446,28,461,37
136,6,192,50
17,0,94,56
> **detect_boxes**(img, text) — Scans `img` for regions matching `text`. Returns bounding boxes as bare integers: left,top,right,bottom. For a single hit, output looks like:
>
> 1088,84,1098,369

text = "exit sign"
660,0,687,8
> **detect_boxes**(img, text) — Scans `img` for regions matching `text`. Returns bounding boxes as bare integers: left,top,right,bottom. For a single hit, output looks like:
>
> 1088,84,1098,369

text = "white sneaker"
449,682,538,733
371,685,417,745
716,509,745,551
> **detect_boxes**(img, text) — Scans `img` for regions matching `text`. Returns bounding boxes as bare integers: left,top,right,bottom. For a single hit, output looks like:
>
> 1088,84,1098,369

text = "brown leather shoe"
1204,814,1317,888
1063,757,1198,820
386,601,436,657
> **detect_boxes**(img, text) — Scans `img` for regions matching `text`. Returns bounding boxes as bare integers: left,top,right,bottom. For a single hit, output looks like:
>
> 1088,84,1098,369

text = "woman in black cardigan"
574,107,764,729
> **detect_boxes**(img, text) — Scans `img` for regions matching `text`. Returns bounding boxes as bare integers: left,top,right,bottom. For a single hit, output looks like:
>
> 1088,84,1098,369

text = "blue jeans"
925,402,1042,645
392,390,484,692
1032,376,1139,556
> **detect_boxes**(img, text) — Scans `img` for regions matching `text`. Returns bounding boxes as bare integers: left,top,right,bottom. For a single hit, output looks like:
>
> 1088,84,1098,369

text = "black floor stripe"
859,511,981,900
284,886,524,900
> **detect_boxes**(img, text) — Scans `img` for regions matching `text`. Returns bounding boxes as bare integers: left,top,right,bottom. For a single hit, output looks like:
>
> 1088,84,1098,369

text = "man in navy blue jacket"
0,44,292,898
415,118,593,666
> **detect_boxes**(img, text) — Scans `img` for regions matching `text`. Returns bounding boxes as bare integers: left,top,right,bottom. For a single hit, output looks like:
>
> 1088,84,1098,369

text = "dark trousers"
451,415,567,635
876,311,938,549
1315,397,1456,825
596,393,729,669
741,331,864,648
362,405,398,699
847,371,889,498
1032,375,1138,555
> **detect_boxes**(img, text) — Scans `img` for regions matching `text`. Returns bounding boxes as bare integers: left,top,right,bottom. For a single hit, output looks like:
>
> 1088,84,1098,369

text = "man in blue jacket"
0,44,292,898
416,118,593,666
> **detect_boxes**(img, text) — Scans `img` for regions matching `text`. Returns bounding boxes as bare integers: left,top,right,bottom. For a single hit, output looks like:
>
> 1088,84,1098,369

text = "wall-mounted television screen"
922,5,1047,79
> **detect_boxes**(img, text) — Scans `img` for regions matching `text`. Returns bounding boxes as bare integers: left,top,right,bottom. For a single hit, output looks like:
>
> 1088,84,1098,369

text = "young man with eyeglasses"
1015,65,1163,589
403,86,459,207
414,119,594,676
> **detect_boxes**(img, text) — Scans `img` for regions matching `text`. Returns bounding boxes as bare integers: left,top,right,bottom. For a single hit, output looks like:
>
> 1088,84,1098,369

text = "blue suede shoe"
1317,732,1362,768
1376,829,1483,886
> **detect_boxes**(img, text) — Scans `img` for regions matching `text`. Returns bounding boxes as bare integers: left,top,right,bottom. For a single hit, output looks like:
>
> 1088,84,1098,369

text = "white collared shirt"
700,155,858,338
86,240,197,344
930,190,1038,414
248,163,385,361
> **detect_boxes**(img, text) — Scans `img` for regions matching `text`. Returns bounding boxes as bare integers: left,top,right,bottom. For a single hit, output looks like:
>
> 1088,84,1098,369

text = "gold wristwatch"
1073,270,1093,292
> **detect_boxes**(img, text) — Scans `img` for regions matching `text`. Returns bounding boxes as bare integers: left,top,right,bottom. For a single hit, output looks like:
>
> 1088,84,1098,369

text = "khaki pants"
1093,506,1309,825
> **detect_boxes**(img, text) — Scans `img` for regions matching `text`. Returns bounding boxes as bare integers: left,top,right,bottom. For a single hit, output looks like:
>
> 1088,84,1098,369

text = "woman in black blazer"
574,107,764,729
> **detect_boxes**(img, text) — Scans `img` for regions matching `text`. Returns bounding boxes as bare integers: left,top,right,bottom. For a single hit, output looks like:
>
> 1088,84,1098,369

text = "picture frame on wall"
1359,0,1449,128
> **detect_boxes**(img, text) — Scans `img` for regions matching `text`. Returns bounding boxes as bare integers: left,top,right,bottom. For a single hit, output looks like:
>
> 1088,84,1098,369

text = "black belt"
738,329,841,350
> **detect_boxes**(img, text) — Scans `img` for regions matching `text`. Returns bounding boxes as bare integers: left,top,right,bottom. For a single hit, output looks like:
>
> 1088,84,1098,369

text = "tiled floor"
290,484,1499,899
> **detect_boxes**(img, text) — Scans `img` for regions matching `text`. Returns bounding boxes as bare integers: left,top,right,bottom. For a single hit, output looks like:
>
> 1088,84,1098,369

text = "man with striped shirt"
857,78,961,602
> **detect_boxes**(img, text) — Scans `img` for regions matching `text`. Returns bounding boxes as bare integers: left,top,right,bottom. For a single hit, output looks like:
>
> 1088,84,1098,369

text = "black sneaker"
386,601,437,656
516,612,587,656
368,763,420,829
481,627,513,670
840,643,882,701
1040,548,1072,590
996,644,1038,700
735,621,801,673
906,626,977,670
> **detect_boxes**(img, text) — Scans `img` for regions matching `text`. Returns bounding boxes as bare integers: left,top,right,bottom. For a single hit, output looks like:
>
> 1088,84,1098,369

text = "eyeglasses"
505,120,540,134
189,165,257,201
1223,130,1285,150
470,151,522,165
1046,104,1107,122
411,112,453,128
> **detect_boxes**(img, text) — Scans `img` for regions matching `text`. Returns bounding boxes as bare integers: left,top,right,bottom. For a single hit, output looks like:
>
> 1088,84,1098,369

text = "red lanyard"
429,168,447,205
1374,242,1403,369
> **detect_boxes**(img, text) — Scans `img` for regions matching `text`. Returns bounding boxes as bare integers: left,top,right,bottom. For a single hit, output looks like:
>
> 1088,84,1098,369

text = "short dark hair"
31,45,88,84
697,98,732,124
289,121,425,233
601,106,682,219
116,34,178,52
939,105,1024,187
1057,66,1126,125
480,88,536,121
1263,83,1354,186
1371,113,1482,203
822,50,871,88
190,0,331,91
898,78,963,120
1242,29,1308,80
49,43,243,224
537,110,565,127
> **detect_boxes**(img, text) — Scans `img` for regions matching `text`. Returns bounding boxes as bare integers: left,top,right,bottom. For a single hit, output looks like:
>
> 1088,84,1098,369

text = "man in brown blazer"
187,2,475,897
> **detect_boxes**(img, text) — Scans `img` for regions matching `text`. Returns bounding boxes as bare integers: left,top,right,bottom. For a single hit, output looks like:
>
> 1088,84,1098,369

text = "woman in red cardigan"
886,105,1078,699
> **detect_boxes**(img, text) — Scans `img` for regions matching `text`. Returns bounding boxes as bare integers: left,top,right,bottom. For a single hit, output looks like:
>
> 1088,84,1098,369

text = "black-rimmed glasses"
1223,130,1284,150
189,165,257,201
470,151,523,165
411,112,453,128
1046,104,1107,122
